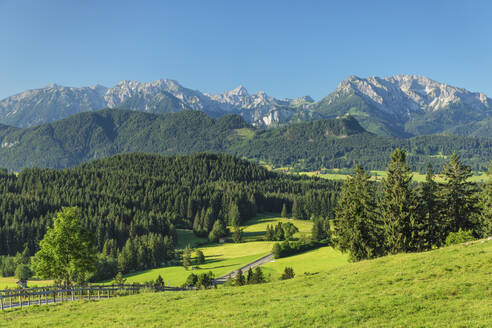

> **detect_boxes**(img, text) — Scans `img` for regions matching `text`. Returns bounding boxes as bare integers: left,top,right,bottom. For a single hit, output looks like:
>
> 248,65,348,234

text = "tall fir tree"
417,164,443,249
381,149,419,254
441,152,480,235
235,268,245,286
479,162,492,237
334,165,384,261
281,203,288,218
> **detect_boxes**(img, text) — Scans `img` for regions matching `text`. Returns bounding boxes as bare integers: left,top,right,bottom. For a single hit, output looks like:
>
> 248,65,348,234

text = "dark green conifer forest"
0,153,340,279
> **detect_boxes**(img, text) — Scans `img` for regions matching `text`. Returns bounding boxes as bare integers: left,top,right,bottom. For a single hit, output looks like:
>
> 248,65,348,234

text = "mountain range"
1,75,490,137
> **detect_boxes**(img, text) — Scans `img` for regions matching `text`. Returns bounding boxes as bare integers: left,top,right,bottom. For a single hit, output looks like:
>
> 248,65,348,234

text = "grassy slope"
3,240,490,327
262,246,348,279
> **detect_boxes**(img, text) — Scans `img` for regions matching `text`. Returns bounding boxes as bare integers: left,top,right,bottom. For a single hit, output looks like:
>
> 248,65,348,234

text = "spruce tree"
246,268,253,284
208,220,226,242
195,249,205,265
381,149,418,254
281,203,288,218
265,225,274,241
183,244,192,270
232,225,243,243
417,164,443,249
334,165,384,261
441,152,480,235
253,267,265,283
480,163,492,237
235,269,245,286
291,198,302,220
229,203,241,226
312,219,328,242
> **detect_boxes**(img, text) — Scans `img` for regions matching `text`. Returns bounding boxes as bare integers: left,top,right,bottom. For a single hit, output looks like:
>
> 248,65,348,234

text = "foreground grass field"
3,239,490,327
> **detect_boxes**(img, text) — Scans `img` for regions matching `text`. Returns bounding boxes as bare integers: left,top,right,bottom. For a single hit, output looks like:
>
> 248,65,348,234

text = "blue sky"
1,0,491,100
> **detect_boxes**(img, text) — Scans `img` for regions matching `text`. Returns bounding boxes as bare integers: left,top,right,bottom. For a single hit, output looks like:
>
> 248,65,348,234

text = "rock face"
334,75,490,119
0,75,490,137
310,75,491,137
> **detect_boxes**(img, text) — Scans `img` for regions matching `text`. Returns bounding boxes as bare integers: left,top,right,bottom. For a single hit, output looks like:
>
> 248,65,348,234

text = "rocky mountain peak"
229,85,248,96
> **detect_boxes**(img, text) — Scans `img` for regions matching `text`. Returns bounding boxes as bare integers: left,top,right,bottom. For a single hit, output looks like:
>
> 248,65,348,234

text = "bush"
272,240,327,259
154,275,165,291
183,272,214,289
15,264,32,280
195,250,205,265
280,267,295,280
445,229,475,246
114,271,127,285
184,273,198,287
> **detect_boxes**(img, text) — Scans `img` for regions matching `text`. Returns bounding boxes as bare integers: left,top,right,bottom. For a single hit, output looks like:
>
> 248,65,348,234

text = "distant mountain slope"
0,109,490,172
1,75,489,137
310,75,491,137
0,109,251,169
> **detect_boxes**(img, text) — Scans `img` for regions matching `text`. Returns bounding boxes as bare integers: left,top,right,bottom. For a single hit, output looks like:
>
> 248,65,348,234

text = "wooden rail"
0,284,189,310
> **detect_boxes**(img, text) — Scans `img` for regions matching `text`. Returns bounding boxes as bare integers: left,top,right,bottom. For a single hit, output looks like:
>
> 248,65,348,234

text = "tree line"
334,150,491,261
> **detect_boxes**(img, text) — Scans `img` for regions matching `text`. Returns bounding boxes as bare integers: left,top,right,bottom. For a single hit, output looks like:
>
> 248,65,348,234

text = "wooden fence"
0,284,188,310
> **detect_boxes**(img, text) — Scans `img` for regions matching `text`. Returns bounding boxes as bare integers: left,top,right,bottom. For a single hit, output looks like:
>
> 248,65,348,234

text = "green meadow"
107,214,340,286
2,239,490,327
300,169,488,182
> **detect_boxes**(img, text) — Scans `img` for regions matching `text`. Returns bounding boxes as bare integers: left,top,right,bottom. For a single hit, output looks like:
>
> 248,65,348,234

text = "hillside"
2,239,490,327
0,109,251,169
1,75,490,137
0,109,490,172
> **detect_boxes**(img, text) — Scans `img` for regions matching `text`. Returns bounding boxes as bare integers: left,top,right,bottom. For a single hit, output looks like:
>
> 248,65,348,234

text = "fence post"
38,290,41,305
19,292,22,309
28,292,31,306
53,288,56,304
9,291,12,309
0,292,3,311
98,286,101,300
88,287,91,301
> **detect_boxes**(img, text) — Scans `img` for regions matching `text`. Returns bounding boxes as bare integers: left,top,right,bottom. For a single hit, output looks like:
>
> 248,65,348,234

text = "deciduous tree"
32,207,97,286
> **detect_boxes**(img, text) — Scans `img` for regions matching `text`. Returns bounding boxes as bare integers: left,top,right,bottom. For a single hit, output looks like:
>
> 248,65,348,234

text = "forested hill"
0,108,490,172
0,153,340,278
0,109,250,170
233,124,492,172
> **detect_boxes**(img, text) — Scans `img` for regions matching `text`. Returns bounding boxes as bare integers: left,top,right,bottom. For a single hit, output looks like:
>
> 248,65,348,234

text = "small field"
176,229,208,249
0,277,53,289
3,239,490,327
241,213,313,241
